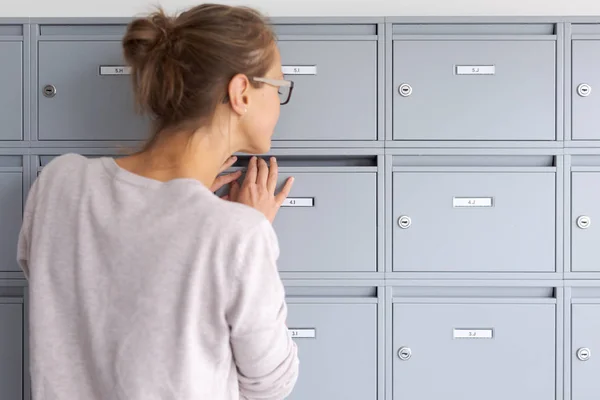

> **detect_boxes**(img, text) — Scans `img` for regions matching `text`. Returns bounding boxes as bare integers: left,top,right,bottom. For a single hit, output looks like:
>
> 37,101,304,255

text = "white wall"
3,0,600,18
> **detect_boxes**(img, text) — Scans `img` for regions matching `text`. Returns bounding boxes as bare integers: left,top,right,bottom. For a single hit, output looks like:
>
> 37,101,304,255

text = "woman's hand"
229,156,294,223
211,156,242,195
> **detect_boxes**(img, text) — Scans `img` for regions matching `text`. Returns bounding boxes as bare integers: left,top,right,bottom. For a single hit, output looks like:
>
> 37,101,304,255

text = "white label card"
281,197,314,207
453,328,494,339
282,65,317,75
99,66,132,76
288,328,316,338
455,65,496,75
453,197,493,208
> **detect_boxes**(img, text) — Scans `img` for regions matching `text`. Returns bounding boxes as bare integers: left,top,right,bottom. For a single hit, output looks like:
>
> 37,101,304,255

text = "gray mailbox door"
571,303,600,400
0,301,23,400
393,40,555,141
393,302,555,399
38,40,149,141
572,40,600,140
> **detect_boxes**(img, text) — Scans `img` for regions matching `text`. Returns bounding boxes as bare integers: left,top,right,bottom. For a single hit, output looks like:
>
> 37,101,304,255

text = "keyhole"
43,85,56,98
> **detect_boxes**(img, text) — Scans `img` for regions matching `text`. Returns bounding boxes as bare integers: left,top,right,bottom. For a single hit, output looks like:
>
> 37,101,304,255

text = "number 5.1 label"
453,328,494,339
282,65,317,75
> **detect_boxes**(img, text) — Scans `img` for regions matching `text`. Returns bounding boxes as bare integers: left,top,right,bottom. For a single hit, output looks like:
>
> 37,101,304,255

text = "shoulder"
40,153,89,176
188,195,280,260
36,153,93,188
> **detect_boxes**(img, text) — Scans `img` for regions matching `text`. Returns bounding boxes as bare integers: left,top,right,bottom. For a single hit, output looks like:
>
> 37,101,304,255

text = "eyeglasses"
252,77,294,105
221,76,295,106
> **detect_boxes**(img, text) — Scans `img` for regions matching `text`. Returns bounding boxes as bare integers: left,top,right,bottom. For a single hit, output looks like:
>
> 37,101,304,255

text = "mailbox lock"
397,347,412,361
576,215,591,229
398,215,412,229
398,83,413,97
43,84,57,98
577,347,591,361
577,83,592,97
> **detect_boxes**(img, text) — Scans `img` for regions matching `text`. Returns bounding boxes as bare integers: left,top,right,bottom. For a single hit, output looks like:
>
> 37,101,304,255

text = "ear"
227,74,251,116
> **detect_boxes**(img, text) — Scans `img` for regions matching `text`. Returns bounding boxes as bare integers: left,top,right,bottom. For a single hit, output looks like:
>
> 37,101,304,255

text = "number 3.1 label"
288,328,316,338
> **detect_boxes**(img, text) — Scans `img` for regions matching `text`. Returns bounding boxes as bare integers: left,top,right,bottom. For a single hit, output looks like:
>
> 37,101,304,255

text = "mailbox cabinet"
572,40,600,141
285,287,378,400
0,157,23,272
37,38,150,141
0,36,23,141
392,168,556,273
0,299,23,400
571,303,600,400
393,300,555,399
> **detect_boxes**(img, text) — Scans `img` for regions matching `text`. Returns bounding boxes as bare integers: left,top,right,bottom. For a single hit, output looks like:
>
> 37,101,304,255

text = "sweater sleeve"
17,177,39,279
226,219,299,400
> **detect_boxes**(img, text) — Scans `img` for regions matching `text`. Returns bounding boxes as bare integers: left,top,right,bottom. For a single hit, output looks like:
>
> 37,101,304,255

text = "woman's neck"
116,127,234,189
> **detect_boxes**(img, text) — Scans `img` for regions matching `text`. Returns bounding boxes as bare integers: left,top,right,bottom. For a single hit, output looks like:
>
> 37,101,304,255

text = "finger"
257,157,268,186
243,156,257,188
219,156,237,173
267,157,278,194
210,171,241,192
275,176,294,206
230,180,240,200
220,194,229,201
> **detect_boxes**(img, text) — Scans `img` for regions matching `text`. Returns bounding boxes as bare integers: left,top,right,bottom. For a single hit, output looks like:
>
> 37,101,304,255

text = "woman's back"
18,4,300,398
19,153,298,400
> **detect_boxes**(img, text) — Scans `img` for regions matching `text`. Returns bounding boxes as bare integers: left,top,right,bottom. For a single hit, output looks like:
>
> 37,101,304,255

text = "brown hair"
122,4,277,141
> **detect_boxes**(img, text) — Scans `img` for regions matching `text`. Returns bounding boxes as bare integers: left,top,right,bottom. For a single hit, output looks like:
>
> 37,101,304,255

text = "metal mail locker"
37,25,150,141
571,39,600,141
0,26,24,141
392,287,556,400
571,298,600,400
391,155,556,273
571,170,600,272
0,299,23,400
0,156,23,272
392,24,556,141
218,155,378,273
273,24,379,141
285,286,378,400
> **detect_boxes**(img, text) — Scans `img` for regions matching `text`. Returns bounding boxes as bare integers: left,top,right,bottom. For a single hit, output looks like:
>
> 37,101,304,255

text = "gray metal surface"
285,290,378,400
392,170,556,273
571,171,600,272
0,299,23,400
0,40,23,141
390,284,559,400
392,301,556,399
37,40,149,141
571,40,600,141
571,303,600,400
0,157,23,272
276,40,377,141
392,39,556,141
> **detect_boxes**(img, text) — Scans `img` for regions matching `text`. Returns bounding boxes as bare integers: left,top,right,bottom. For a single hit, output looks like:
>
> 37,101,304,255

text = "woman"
17,4,299,400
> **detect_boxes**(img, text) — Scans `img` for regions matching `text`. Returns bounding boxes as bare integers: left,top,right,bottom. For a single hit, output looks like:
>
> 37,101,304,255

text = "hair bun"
122,8,176,68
